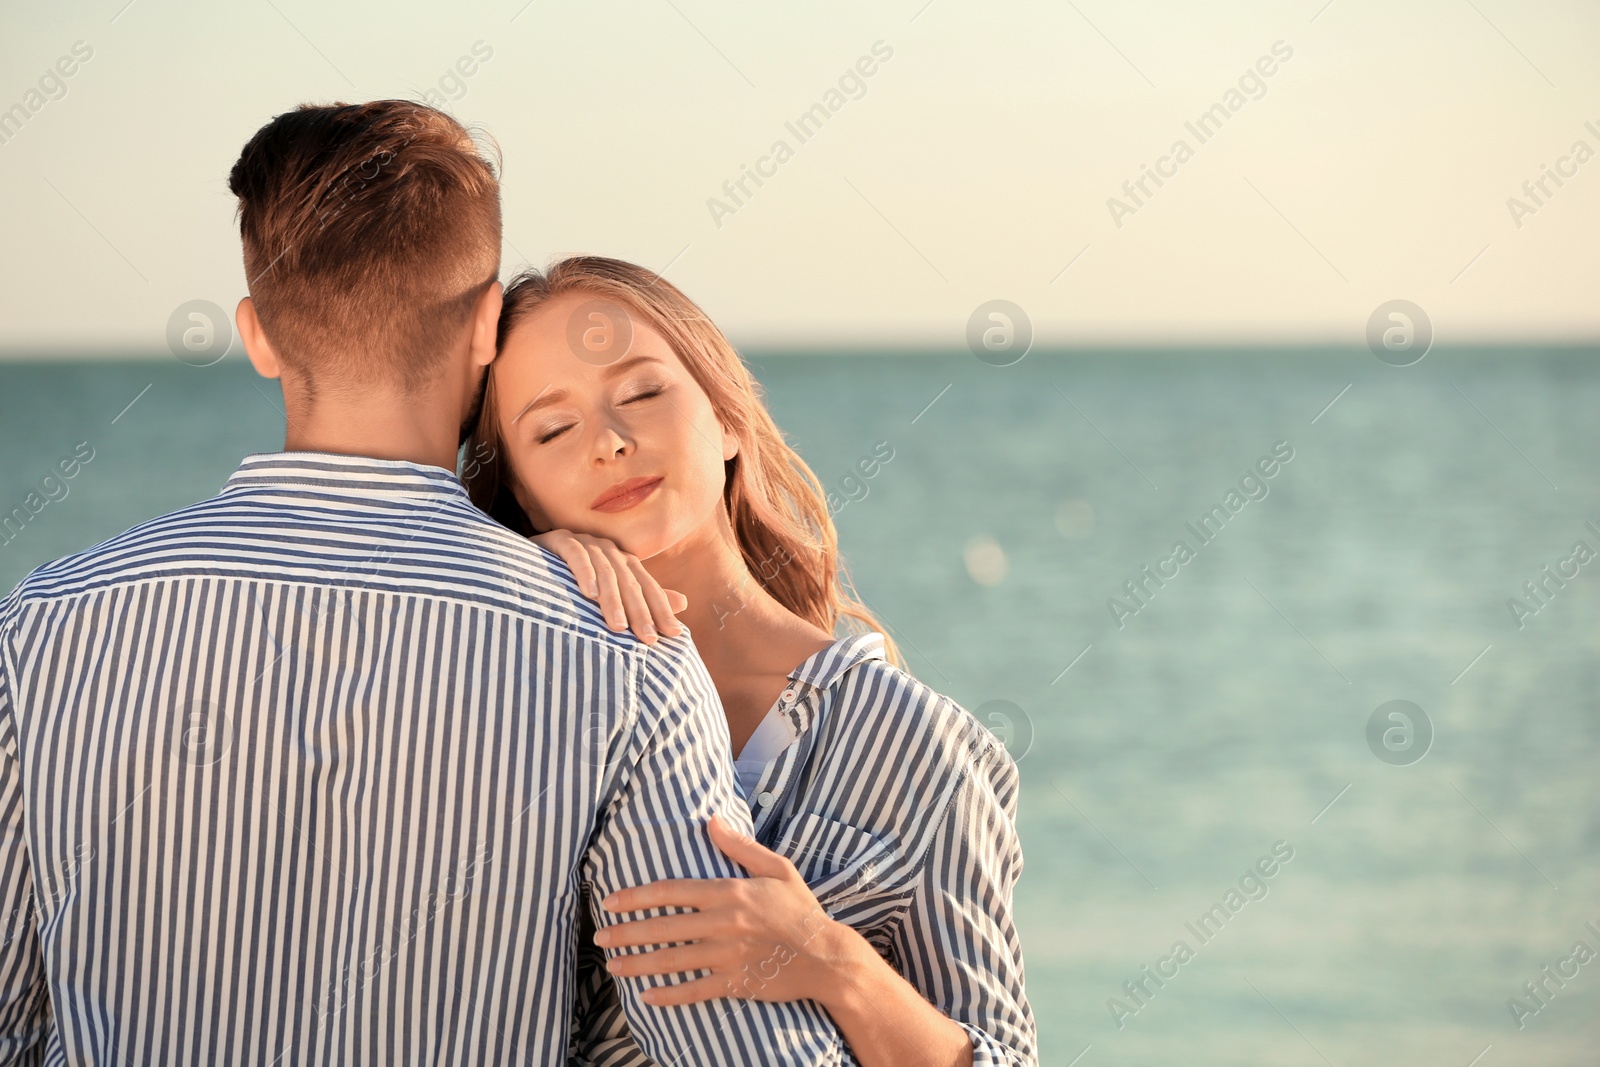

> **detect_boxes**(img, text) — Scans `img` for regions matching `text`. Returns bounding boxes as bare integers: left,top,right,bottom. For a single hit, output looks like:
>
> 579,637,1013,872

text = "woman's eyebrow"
510,356,666,424
511,383,555,424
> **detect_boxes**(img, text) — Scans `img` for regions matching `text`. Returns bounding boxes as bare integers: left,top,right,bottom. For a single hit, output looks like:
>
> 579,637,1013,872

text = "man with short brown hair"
0,100,858,1065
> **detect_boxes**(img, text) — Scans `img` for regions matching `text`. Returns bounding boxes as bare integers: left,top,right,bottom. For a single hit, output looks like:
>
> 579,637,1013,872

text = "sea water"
3,348,1597,1064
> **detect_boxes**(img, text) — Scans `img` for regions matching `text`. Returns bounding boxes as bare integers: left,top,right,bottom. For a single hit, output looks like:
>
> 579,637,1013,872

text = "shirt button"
756,791,775,807
781,689,795,702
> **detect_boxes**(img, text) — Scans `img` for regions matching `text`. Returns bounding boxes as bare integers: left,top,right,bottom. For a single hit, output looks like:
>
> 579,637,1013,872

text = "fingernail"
593,929,611,946
605,958,619,974
641,626,656,639
602,893,619,909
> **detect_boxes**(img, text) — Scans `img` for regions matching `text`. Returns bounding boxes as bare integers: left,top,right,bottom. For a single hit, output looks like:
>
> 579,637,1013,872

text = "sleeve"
0,600,50,1062
887,734,1038,1067
567,884,652,1067
579,640,857,1067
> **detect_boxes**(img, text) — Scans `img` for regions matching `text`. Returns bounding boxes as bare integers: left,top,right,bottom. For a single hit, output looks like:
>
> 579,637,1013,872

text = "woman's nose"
595,424,630,459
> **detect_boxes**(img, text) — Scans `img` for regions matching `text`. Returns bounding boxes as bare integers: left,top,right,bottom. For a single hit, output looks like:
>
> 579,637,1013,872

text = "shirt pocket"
772,811,897,908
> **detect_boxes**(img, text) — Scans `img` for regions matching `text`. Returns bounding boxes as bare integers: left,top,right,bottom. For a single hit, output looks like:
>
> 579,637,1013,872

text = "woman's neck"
643,510,832,691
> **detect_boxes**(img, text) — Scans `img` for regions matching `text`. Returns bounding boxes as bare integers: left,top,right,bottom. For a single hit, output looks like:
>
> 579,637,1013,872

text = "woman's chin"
579,516,672,561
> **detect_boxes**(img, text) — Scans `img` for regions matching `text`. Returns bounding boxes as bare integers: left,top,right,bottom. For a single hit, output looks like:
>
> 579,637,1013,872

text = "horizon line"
3,339,1599,363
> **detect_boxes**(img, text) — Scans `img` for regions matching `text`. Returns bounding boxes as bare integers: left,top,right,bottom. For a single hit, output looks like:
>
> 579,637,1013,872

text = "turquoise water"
4,349,1599,1064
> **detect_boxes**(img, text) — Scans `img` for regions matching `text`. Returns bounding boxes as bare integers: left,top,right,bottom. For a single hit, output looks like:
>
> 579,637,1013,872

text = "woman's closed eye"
533,385,666,445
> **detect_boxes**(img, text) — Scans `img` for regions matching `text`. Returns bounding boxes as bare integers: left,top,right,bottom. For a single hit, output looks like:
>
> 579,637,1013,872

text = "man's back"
0,452,853,1065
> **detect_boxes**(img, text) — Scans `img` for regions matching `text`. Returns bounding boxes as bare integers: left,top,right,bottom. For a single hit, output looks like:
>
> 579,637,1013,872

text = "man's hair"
228,100,501,392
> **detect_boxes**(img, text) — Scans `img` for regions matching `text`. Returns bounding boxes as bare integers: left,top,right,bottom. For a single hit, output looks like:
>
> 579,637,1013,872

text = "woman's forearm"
809,917,973,1067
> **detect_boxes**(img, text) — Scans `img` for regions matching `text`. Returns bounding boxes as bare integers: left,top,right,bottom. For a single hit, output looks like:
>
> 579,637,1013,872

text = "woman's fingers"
596,541,662,642
529,530,680,644
625,555,684,637
583,541,630,634
531,531,601,599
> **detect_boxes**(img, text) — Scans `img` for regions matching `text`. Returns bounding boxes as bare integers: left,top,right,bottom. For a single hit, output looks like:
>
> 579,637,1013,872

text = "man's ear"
470,280,504,368
236,297,280,380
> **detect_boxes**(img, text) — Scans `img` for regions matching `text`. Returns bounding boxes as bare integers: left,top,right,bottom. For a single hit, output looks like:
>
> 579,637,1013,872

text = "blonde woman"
464,257,1035,1067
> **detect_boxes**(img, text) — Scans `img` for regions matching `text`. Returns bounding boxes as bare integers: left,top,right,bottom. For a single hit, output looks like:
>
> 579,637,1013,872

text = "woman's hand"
530,529,686,644
594,813,855,1006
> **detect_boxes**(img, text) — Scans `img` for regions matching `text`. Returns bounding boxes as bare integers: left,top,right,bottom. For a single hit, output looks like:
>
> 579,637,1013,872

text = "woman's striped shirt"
569,632,1038,1066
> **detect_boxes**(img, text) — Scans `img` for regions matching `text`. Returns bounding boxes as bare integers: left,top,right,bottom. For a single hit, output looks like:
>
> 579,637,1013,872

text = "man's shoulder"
0,488,642,653
2,493,221,609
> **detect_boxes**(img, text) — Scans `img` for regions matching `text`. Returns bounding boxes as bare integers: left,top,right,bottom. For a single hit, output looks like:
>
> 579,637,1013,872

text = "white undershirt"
733,699,800,798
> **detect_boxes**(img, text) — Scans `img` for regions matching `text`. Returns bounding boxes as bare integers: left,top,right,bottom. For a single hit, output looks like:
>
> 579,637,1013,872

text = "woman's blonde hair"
462,255,904,669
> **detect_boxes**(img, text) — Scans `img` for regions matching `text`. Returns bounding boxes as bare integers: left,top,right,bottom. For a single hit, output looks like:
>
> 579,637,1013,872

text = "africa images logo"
1106,441,1295,628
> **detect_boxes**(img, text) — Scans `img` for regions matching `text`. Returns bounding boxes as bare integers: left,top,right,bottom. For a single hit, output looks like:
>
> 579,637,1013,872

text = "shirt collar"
787,631,887,692
220,451,470,503
743,631,889,827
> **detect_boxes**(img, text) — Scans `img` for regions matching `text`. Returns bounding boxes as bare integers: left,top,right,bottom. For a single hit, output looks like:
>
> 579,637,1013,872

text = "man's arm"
580,638,856,1066
0,598,50,1062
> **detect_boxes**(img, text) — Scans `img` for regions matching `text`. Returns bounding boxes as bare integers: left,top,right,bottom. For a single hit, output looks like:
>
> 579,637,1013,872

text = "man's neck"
281,386,464,473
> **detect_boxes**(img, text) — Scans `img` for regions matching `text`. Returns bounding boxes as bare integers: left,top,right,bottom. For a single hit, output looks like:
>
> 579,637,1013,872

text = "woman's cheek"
509,457,565,530
544,482,587,530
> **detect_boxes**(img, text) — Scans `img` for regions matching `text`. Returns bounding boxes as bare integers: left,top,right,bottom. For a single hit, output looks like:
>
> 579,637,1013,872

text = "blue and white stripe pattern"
570,632,1038,1066
0,451,861,1066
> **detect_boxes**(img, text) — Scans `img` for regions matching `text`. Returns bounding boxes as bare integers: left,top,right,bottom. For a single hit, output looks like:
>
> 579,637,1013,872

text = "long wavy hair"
462,256,904,669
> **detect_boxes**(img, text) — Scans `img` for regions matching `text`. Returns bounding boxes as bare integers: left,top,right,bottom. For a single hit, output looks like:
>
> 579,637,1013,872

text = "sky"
1,0,1597,354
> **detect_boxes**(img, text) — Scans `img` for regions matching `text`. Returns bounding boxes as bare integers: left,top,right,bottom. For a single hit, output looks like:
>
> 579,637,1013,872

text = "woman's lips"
591,476,663,513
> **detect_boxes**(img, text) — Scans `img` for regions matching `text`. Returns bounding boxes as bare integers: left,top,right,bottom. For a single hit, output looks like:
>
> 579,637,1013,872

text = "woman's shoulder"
782,658,1018,904
793,655,1017,863
829,656,1004,755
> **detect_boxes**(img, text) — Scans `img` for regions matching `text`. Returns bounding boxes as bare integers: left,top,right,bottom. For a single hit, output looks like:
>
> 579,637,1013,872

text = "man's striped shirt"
0,451,859,1065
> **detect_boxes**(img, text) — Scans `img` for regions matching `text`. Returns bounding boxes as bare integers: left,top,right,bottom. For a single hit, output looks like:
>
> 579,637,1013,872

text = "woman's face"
491,291,738,559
